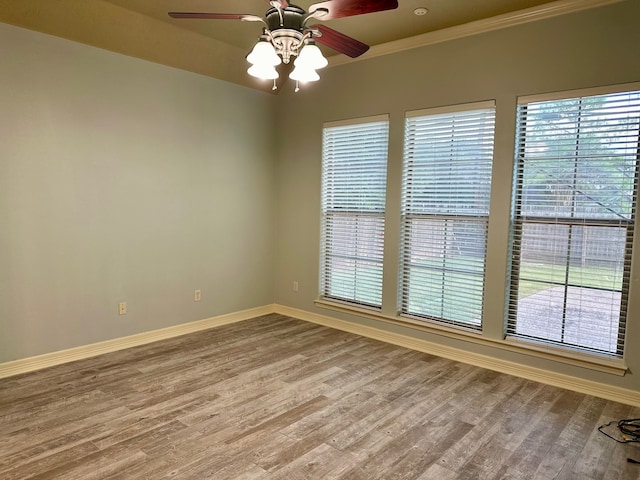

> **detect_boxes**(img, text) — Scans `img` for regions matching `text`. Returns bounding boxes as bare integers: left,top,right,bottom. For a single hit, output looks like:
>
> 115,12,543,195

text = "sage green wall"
275,0,640,391
2,0,640,395
0,22,277,362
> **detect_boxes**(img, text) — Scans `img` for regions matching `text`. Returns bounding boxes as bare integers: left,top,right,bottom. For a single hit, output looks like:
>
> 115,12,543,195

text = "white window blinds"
320,116,389,308
508,88,640,356
400,102,495,327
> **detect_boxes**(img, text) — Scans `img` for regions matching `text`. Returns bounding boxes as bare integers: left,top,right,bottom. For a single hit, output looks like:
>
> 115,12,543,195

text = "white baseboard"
274,304,640,408
3,302,639,408
0,304,277,379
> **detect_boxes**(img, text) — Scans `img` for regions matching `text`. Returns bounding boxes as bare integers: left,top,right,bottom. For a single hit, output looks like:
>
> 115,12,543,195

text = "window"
320,115,389,308
508,88,640,356
400,102,496,327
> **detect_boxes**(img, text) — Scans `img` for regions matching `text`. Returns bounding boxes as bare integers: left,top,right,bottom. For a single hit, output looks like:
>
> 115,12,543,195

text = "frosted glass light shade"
247,40,281,66
248,63,279,80
295,43,328,70
289,64,320,82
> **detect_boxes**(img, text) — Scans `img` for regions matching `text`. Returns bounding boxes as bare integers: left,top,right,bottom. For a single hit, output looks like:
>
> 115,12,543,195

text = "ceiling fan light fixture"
295,41,328,70
246,36,281,66
289,64,320,83
247,63,280,80
168,0,401,91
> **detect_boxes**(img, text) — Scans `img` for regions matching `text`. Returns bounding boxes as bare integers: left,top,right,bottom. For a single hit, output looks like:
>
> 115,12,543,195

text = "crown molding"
328,0,623,67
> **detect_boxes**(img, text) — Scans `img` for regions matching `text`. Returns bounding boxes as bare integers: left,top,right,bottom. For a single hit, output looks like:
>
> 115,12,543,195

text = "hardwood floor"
1,314,639,479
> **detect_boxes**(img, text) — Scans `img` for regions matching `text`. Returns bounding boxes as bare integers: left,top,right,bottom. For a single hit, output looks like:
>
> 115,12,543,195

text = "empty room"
1,0,640,478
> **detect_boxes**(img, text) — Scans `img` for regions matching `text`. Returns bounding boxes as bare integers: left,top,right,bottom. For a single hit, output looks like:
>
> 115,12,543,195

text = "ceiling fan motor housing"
265,5,306,31
265,5,308,63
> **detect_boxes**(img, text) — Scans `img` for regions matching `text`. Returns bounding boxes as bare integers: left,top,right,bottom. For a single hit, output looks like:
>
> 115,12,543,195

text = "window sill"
314,299,628,377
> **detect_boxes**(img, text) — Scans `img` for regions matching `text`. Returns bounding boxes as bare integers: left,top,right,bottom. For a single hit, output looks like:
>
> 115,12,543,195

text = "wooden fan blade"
313,24,369,58
168,12,263,22
309,0,398,20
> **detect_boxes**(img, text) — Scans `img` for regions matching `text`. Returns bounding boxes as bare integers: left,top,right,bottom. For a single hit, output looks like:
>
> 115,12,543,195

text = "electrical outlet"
118,302,127,315
293,281,299,292
194,289,202,301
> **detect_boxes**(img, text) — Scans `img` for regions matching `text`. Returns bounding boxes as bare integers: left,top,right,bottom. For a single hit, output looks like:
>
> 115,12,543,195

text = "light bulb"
295,42,328,70
289,64,320,82
248,63,279,80
246,39,281,66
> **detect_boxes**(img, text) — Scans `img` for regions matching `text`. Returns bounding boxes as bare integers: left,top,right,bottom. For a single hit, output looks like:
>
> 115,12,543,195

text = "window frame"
507,85,640,357
319,115,390,310
399,101,496,330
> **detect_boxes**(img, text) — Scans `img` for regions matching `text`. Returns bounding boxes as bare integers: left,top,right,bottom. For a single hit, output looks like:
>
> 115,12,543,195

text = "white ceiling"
0,0,620,92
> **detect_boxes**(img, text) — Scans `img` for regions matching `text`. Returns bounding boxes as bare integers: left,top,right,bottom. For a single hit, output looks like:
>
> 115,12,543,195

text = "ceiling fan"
168,0,399,91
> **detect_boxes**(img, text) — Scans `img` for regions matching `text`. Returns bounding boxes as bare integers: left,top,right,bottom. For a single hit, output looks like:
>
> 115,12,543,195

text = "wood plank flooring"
1,314,639,479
